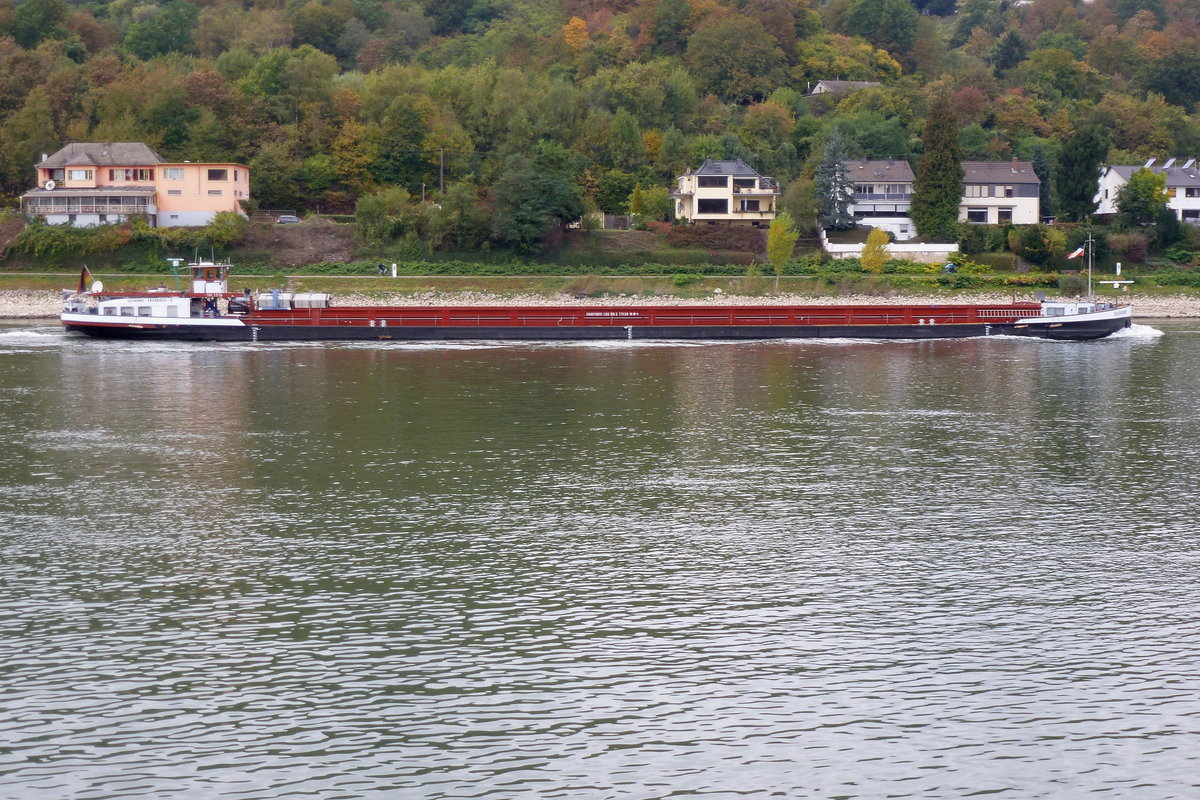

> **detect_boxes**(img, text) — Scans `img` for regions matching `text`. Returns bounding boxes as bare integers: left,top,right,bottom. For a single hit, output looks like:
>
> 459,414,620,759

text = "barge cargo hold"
61,262,1134,343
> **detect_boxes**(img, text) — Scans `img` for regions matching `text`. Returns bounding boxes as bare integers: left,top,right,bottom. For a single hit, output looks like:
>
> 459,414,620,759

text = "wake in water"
1111,323,1164,338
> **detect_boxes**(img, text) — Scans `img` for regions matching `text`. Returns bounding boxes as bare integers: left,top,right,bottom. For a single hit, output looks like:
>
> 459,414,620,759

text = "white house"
671,159,780,227
808,80,880,97
959,160,1040,225
846,159,915,240
1096,158,1200,223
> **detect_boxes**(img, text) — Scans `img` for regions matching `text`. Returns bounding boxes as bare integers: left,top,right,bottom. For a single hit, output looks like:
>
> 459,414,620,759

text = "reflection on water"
1,321,1199,799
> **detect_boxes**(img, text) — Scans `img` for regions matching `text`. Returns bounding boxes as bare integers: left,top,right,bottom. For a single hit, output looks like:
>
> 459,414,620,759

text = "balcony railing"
854,192,912,201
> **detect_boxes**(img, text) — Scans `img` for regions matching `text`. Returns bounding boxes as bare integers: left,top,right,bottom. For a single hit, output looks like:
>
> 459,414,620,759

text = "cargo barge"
61,262,1133,342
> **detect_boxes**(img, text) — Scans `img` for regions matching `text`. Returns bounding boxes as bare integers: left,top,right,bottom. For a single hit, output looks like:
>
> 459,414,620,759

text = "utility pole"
439,147,444,195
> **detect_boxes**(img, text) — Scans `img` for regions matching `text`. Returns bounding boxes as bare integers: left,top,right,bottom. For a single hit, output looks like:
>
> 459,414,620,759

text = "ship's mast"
1086,225,1094,298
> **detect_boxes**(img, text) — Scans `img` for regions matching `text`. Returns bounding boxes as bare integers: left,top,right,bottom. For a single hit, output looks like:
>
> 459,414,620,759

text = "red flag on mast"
77,265,93,294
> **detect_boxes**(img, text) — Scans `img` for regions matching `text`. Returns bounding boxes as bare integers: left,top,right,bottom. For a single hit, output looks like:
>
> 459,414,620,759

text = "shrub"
1106,232,1147,262
671,272,704,287
1163,246,1194,265
1058,273,1087,295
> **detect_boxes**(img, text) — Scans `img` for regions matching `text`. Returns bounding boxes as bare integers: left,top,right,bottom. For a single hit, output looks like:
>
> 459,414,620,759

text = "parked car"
276,214,300,224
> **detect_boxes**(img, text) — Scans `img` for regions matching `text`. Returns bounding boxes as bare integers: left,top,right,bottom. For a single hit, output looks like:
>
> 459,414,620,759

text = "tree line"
4,0,1200,254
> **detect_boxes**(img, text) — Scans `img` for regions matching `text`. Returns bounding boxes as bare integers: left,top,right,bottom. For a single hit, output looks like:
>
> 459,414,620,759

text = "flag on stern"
1067,246,1086,259
77,265,93,294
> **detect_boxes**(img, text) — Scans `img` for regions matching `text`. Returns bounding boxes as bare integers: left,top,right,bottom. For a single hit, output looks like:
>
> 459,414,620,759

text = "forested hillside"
3,0,1200,254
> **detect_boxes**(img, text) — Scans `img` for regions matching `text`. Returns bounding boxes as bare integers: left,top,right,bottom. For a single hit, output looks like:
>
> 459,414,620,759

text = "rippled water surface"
2,320,1198,799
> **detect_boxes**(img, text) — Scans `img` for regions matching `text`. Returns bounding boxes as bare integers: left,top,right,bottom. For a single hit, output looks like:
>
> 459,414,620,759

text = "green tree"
1055,126,1105,223
1031,144,1053,219
11,0,68,48
767,210,800,289
1116,167,1168,226
685,16,787,103
860,227,890,272
123,1,199,59
814,129,856,231
911,93,963,242
376,100,428,190
609,108,643,170
490,143,585,253
843,0,918,57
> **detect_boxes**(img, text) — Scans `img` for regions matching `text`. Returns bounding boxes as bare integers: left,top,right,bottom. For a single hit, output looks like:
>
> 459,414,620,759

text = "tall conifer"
1055,126,1106,222
911,93,963,242
814,128,856,230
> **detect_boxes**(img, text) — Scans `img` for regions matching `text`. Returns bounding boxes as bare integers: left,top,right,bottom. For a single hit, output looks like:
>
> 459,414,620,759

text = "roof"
690,159,765,177
21,186,157,198
962,160,1039,184
812,80,880,95
847,159,915,182
38,143,164,168
1104,161,1200,188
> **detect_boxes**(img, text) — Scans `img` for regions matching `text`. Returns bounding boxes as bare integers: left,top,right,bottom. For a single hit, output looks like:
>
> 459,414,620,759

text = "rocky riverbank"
5,288,1198,318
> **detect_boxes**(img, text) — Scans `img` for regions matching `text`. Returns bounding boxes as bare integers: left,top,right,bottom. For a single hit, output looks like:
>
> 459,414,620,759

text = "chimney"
1012,157,1019,173
40,153,47,162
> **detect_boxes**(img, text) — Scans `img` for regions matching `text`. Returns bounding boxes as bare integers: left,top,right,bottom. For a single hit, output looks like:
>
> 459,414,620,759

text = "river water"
1,319,1198,799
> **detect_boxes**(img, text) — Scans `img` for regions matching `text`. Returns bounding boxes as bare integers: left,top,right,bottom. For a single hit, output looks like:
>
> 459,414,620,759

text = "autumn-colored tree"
562,17,590,51
767,210,800,289
860,227,890,272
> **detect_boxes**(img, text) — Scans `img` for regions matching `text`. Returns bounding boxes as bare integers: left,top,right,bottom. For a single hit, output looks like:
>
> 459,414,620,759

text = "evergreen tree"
814,129,856,231
1055,126,1105,223
1031,145,1053,219
911,94,963,242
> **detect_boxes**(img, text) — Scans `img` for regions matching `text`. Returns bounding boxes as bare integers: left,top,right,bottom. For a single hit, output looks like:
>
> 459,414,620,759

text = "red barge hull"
62,302,1133,342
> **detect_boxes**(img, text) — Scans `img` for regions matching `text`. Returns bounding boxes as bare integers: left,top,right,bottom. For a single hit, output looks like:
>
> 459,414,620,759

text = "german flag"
77,265,94,294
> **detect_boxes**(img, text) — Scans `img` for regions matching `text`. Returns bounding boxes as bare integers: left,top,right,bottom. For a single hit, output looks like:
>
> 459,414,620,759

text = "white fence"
820,229,958,264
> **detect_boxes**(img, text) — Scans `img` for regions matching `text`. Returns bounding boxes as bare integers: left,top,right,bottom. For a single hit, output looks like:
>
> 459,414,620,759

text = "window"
167,189,182,195
740,199,760,212
1002,185,1014,198
120,306,134,316
111,168,153,181
966,207,988,223
697,176,728,188
697,198,728,214
855,184,873,195
68,169,93,181
1187,188,1200,198
138,306,152,316
103,307,116,316
208,189,223,195
48,168,65,181
164,167,185,179
234,169,239,181
965,185,986,198
886,184,909,196
207,169,228,181
998,208,1013,224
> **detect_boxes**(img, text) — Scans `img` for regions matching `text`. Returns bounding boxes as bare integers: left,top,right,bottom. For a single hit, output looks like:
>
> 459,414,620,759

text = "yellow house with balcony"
671,159,780,227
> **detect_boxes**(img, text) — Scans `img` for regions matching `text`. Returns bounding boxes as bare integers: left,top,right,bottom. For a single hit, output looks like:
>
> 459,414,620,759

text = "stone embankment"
4,289,1198,318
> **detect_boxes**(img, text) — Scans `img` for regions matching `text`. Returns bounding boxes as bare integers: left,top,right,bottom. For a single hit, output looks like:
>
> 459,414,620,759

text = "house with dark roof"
670,159,780,226
846,159,915,239
1096,158,1200,223
21,142,250,228
958,159,1040,225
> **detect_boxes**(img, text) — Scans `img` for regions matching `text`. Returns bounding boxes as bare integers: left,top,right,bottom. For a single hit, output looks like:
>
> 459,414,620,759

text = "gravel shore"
5,289,1197,318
